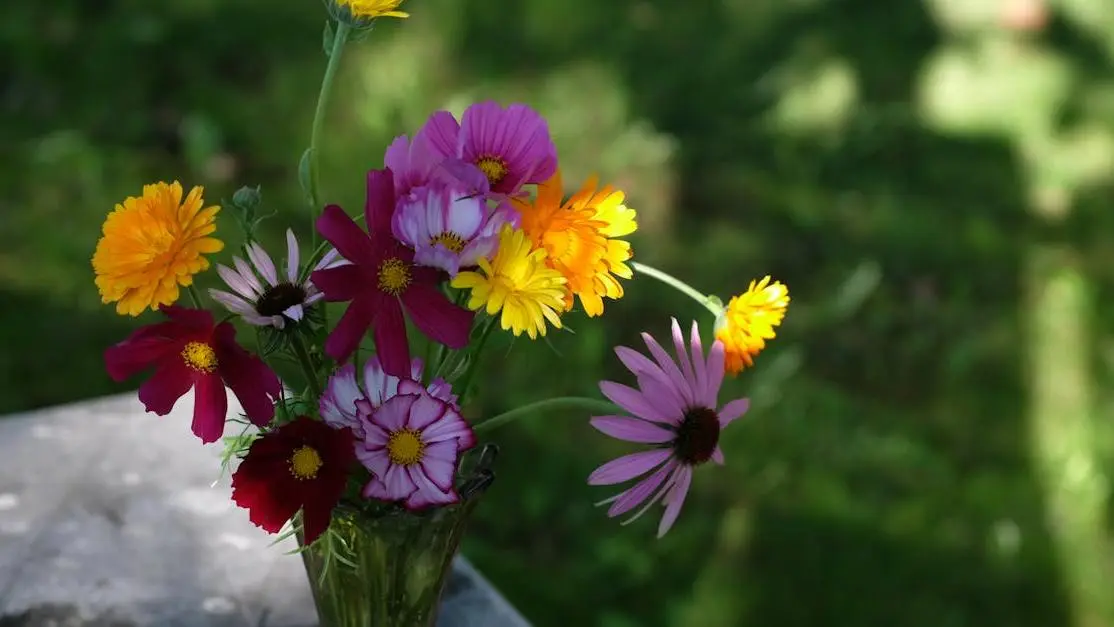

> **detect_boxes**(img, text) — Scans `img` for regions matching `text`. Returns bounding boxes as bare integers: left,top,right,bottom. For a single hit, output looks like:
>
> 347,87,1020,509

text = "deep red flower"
104,306,282,443
311,168,474,376
230,417,356,545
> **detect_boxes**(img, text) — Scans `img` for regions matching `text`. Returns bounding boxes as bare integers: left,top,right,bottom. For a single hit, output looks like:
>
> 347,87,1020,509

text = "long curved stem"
473,397,619,434
631,261,720,315
307,22,351,245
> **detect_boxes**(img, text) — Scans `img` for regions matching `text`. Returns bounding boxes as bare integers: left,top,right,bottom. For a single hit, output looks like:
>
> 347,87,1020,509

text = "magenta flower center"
377,257,412,295
673,406,721,465
289,445,323,479
256,282,308,317
181,341,218,373
429,231,467,254
475,155,508,186
386,428,424,465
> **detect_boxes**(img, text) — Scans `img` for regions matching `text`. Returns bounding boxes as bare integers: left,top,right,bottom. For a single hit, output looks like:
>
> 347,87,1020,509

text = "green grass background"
5,0,1114,625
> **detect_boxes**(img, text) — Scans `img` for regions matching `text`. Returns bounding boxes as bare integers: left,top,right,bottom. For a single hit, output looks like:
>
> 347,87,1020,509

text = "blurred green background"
6,0,1114,625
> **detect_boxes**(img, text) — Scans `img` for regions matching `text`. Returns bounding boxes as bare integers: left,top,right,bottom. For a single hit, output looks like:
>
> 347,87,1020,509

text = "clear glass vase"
298,445,497,627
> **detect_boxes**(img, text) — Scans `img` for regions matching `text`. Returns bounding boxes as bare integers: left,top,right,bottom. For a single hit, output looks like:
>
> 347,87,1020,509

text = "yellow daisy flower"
450,225,567,339
715,276,790,375
514,170,637,317
334,0,409,19
92,181,223,316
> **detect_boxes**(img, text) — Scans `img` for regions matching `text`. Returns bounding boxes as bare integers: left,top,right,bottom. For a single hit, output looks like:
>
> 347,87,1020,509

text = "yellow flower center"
181,341,218,373
386,428,424,466
377,257,412,295
475,155,508,187
289,445,323,480
429,232,467,254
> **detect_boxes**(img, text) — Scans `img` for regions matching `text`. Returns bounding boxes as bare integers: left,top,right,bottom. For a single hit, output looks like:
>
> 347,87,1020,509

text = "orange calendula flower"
514,170,637,317
92,181,223,316
715,276,790,375
334,0,409,20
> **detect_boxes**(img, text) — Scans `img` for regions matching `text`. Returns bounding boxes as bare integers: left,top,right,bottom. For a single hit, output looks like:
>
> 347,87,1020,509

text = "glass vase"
298,444,497,627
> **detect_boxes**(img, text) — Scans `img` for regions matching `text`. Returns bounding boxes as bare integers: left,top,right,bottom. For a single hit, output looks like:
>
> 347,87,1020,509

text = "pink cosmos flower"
310,168,474,375
391,181,518,276
208,229,343,329
319,354,457,439
418,101,558,198
103,306,282,444
588,318,751,538
356,389,477,511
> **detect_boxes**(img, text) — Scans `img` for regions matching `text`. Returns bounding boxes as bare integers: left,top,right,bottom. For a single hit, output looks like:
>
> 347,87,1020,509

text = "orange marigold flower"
92,181,223,316
715,276,790,375
514,170,637,317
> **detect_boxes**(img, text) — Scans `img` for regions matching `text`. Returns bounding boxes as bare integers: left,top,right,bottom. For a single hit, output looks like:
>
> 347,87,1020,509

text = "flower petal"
213,322,281,427
371,393,415,432
373,299,411,378
657,465,693,538
311,264,365,303
137,359,193,416
190,373,228,444
247,243,279,287
365,168,398,234
718,397,750,428
599,381,674,424
605,458,676,518
324,297,376,364
400,282,474,350
419,440,457,492
316,204,376,268
285,229,299,283
590,416,676,444
587,448,673,486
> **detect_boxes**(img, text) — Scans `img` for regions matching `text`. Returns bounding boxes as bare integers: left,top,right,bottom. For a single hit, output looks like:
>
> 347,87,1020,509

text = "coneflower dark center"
673,406,720,465
256,283,307,317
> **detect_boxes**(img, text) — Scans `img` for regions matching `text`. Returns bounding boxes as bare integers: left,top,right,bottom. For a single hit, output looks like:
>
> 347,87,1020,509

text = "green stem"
473,396,619,434
631,261,720,315
307,21,351,245
290,332,323,400
186,285,205,309
456,316,498,404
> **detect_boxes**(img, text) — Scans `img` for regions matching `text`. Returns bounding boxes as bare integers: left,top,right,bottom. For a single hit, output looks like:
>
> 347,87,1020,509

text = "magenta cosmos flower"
588,318,751,538
209,229,343,329
392,181,518,276
418,101,558,197
356,389,477,510
104,306,282,443
319,354,456,439
310,168,474,375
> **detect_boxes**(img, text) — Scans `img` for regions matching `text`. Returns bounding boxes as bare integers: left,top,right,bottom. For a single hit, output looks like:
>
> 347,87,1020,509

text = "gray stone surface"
0,393,529,627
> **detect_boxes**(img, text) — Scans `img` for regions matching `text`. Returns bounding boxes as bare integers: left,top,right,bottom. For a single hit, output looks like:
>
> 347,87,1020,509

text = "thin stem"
290,332,323,400
473,396,619,434
631,261,720,315
456,316,498,404
307,21,351,246
186,285,205,309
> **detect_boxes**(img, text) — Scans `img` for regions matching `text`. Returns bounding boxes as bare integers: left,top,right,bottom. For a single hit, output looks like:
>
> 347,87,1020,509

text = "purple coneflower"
588,318,751,538
208,229,341,329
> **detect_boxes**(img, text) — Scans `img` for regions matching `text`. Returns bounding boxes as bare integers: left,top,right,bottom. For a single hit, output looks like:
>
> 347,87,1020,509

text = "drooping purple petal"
718,397,750,428
605,459,676,518
587,449,673,486
657,465,693,538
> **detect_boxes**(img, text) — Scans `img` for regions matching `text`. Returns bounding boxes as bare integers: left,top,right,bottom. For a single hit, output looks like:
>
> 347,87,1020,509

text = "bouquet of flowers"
90,2,789,626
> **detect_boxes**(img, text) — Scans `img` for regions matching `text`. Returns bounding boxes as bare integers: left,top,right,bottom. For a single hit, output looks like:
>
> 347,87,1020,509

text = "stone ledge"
0,393,528,627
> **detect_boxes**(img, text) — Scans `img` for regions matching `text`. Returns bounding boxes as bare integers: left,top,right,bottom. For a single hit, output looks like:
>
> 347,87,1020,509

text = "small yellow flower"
92,181,223,316
450,225,567,339
514,170,637,317
715,276,789,375
334,0,409,20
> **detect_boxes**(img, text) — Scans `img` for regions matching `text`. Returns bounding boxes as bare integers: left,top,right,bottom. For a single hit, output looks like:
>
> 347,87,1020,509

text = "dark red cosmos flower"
104,306,281,444
230,417,356,545
311,168,473,376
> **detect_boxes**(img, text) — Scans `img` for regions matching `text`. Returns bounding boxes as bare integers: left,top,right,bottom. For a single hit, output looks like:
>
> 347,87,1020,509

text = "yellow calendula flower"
450,225,567,339
334,0,409,20
514,170,637,317
92,181,223,316
715,276,790,375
